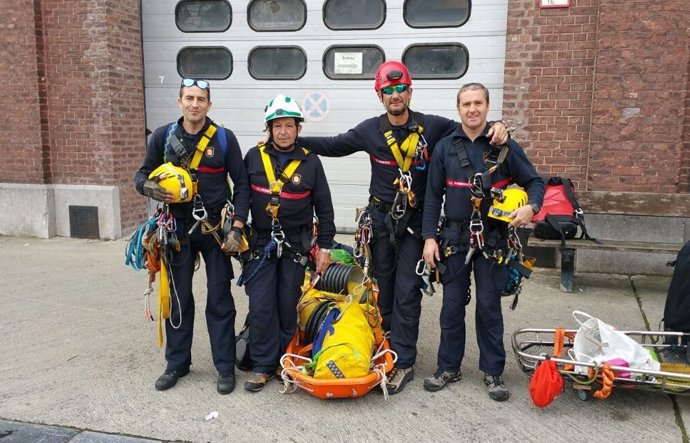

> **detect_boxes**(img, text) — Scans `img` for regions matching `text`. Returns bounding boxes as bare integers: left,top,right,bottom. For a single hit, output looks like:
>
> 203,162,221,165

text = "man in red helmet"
300,61,508,395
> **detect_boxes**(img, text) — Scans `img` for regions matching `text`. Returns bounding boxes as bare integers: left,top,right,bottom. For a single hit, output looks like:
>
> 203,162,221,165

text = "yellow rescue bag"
313,300,375,379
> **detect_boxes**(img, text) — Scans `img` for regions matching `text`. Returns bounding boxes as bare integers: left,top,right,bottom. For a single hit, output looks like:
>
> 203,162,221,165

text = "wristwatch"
529,202,541,214
319,248,332,254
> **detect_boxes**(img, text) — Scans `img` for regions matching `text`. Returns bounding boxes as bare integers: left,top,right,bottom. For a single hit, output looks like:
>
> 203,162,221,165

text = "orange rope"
593,363,614,400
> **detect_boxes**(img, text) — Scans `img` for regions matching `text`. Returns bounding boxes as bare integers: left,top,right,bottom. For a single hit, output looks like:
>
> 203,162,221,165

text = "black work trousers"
369,206,424,369
244,248,305,374
165,220,236,376
436,249,509,377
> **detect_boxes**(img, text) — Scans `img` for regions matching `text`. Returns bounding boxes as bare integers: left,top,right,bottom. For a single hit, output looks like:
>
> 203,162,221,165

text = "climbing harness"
238,143,311,285
381,116,425,219
434,138,535,309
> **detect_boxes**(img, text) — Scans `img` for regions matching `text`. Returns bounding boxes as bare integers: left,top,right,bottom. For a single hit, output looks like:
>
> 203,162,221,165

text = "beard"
386,102,408,116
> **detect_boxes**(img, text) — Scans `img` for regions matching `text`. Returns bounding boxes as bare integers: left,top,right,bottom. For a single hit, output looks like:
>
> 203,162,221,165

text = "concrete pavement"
0,234,687,442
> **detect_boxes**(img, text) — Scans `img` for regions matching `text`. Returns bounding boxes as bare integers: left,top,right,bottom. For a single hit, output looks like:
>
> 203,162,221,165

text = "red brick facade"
0,0,146,231
0,0,45,184
0,0,687,235
504,0,690,196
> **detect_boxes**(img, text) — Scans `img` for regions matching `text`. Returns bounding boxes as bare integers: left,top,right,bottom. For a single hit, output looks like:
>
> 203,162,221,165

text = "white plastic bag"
571,311,659,376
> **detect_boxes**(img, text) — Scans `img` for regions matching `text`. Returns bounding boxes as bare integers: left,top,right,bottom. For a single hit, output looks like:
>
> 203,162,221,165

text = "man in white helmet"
240,94,336,392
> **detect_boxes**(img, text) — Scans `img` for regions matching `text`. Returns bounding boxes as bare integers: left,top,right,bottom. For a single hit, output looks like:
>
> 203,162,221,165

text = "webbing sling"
258,143,305,219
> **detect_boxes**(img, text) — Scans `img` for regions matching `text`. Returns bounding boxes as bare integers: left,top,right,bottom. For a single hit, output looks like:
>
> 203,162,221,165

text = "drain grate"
69,205,100,239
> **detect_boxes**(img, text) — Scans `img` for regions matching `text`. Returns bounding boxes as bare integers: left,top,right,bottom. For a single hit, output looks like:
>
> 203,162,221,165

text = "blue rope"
125,216,158,271
236,239,277,287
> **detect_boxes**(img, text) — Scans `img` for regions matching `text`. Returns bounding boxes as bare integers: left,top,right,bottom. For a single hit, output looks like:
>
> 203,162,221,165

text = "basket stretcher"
512,328,690,399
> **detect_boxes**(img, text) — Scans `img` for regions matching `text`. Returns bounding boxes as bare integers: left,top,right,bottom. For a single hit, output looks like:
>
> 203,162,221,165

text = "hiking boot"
244,372,275,392
154,367,190,391
423,369,462,392
386,367,414,395
484,374,509,401
217,372,236,395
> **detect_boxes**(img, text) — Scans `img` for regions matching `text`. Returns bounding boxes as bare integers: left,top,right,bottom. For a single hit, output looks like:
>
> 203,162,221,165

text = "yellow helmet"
488,188,528,223
148,162,193,203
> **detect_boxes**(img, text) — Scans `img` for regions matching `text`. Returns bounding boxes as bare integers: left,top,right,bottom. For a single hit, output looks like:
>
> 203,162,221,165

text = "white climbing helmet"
264,94,304,124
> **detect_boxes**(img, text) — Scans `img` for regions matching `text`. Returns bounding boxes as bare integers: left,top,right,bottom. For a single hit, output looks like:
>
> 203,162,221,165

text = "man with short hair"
241,94,335,392
134,78,250,394
421,82,544,401
300,62,509,394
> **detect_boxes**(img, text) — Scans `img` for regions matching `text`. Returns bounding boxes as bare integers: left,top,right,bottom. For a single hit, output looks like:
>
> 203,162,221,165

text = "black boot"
217,372,236,395
155,367,190,391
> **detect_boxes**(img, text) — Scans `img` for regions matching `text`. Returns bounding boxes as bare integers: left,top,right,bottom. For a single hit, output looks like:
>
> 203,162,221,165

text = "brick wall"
504,0,690,194
0,0,147,231
0,0,45,183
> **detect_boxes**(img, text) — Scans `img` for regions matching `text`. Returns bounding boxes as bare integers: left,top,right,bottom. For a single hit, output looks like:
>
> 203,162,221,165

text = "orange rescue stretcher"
279,266,396,399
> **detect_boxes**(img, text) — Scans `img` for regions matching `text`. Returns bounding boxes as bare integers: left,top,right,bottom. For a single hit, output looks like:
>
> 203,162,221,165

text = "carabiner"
415,259,429,276
391,192,407,220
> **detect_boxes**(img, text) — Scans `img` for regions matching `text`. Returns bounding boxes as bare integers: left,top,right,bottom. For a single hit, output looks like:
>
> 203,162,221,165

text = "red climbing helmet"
374,60,412,92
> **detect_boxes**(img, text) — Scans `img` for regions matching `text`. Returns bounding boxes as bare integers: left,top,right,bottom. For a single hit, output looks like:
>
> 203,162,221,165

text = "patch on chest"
205,146,214,157
291,174,302,185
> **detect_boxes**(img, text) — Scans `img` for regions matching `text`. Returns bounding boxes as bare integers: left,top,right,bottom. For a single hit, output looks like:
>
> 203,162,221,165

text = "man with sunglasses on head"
300,61,509,394
134,78,250,395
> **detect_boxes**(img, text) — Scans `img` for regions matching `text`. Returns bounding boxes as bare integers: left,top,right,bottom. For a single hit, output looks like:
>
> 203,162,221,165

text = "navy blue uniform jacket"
422,125,544,239
134,117,250,223
244,141,335,249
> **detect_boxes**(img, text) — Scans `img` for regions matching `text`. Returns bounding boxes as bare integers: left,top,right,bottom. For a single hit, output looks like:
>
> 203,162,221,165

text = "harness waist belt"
251,183,311,200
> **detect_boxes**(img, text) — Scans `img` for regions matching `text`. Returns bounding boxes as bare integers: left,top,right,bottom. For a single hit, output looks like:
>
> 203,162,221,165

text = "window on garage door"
403,0,470,28
323,45,385,80
323,0,385,30
248,0,307,31
175,0,232,32
248,47,307,80
403,43,469,79
177,47,233,80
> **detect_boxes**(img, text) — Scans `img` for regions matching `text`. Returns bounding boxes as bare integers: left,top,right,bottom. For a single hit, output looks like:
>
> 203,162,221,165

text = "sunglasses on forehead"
381,84,409,95
181,78,210,89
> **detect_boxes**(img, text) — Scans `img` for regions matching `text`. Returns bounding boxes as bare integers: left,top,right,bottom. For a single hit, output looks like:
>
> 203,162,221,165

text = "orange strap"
553,328,565,358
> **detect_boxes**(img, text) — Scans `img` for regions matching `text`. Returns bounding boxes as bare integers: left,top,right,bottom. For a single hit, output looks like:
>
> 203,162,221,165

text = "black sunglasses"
181,78,210,89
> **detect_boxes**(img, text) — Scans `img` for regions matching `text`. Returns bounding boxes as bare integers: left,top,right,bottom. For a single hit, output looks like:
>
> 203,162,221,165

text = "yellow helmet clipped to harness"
148,162,194,203
488,188,528,223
